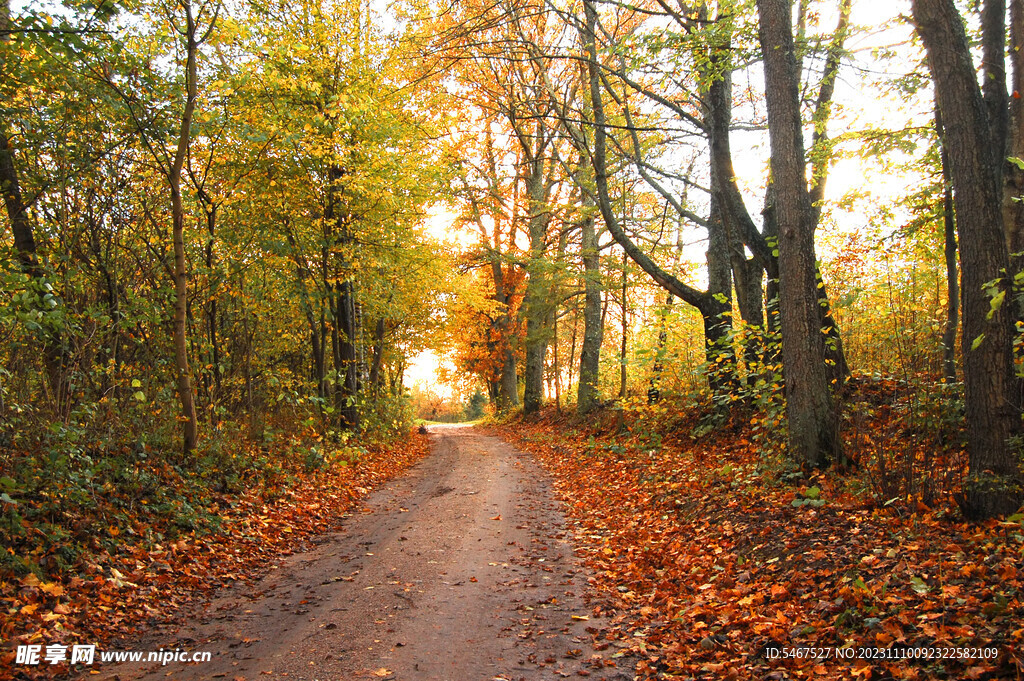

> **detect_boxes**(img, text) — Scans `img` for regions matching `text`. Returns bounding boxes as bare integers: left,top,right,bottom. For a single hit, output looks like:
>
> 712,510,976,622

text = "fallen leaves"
496,412,1024,681
1,430,431,678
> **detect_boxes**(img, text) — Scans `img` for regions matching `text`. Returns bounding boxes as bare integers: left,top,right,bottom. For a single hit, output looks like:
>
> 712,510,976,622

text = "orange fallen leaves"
496,411,1023,681
1,430,430,679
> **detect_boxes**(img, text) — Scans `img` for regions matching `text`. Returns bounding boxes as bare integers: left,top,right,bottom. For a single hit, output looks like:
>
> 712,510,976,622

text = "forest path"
92,425,633,681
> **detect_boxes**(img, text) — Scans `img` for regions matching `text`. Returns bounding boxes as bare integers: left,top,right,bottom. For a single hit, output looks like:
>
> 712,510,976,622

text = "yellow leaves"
40,582,64,597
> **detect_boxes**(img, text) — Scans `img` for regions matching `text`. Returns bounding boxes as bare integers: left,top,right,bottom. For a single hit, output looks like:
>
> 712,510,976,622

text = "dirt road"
94,425,634,681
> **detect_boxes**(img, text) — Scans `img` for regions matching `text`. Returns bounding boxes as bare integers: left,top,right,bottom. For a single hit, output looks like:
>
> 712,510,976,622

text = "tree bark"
757,0,841,467
369,317,386,397
492,260,519,410
913,0,1023,518
323,165,360,429
649,222,682,403
618,249,628,399
1004,0,1024,256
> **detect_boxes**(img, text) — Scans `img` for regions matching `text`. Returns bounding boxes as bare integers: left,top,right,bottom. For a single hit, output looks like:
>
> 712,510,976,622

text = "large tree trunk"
757,0,841,467
706,197,736,391
337,281,359,427
913,0,1023,519
1005,0,1024,256
705,45,771,378
169,1,201,454
325,165,360,429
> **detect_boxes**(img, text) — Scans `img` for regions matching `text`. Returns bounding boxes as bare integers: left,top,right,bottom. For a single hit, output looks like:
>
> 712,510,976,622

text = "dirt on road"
91,425,635,681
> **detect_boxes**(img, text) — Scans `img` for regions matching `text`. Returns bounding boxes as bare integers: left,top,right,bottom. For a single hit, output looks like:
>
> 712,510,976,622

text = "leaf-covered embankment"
1,431,430,678
496,412,1023,680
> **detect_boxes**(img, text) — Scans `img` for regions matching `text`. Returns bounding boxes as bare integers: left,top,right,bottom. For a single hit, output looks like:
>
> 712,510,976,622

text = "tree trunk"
1,5,67,402
522,147,552,415
935,106,960,382
577,195,603,414
649,223,682,403
369,317,385,397
1005,0,1024,256
325,164,360,429
491,260,519,410
169,1,201,454
913,0,1023,518
618,249,628,399
203,202,222,402
757,0,841,467
337,277,359,427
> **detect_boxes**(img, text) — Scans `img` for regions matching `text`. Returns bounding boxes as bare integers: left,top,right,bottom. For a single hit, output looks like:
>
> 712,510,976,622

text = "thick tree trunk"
336,277,359,427
914,0,1023,518
1005,0,1024,256
705,199,736,391
705,48,771,378
757,0,841,467
491,260,519,410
